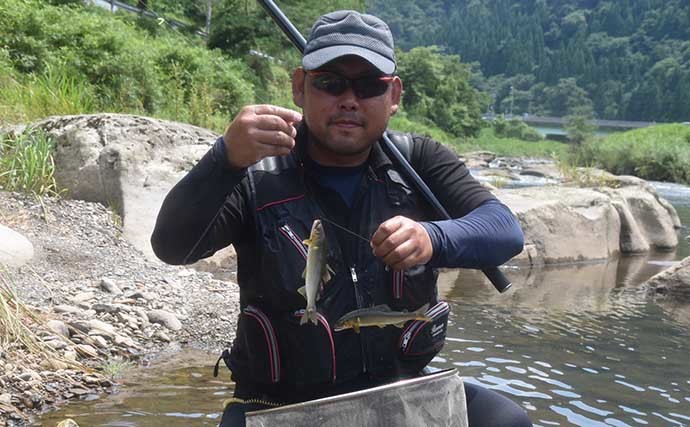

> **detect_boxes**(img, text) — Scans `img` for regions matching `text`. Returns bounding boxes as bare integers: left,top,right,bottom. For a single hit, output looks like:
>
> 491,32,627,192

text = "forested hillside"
368,0,690,122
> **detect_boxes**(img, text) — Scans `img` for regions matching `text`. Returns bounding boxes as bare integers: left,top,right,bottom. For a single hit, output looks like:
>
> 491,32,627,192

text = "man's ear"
292,68,306,108
390,76,402,115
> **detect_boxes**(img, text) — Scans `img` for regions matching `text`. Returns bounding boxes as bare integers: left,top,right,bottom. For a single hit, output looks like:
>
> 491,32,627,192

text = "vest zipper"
350,266,367,373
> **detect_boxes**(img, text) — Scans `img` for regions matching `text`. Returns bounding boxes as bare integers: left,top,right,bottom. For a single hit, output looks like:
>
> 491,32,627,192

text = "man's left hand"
371,216,433,271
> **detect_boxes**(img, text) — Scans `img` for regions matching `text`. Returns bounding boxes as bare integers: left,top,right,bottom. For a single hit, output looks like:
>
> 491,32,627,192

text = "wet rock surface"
0,191,239,424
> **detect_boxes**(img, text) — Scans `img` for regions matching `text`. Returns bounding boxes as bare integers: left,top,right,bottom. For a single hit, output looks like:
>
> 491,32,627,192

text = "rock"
71,291,96,303
644,256,690,302
86,319,117,338
45,340,69,350
92,303,119,314
47,320,70,338
113,334,136,348
54,305,82,315
154,331,171,342
32,113,217,259
99,278,122,295
498,187,620,265
498,179,680,266
88,335,109,349
600,183,678,250
147,309,182,331
75,344,99,359
0,224,34,267
57,419,80,427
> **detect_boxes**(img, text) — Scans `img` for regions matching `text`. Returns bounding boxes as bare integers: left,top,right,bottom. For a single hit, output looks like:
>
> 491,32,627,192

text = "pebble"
147,309,183,331
99,277,123,295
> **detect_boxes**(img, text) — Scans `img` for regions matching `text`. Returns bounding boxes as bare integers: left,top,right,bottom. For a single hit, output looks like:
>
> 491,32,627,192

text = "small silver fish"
297,219,332,325
333,303,431,333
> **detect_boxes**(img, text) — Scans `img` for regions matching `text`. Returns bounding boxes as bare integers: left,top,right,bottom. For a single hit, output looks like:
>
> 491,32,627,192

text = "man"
151,10,531,427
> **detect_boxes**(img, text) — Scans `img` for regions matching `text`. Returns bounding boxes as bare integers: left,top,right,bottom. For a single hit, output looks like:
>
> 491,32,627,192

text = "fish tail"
301,308,318,326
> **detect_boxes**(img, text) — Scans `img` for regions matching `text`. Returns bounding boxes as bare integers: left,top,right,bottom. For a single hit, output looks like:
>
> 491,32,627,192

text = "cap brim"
303,45,395,74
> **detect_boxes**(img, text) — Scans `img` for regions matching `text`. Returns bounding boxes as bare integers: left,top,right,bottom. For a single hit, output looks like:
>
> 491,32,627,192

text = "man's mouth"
329,116,364,128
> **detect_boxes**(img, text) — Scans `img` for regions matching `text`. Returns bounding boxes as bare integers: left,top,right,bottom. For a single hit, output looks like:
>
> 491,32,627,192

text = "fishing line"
319,217,371,243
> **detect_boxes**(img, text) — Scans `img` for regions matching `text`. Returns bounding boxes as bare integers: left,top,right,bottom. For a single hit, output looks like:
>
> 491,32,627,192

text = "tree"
396,46,484,137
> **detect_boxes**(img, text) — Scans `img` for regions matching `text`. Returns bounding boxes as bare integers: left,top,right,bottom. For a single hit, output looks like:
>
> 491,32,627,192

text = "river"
35,183,690,427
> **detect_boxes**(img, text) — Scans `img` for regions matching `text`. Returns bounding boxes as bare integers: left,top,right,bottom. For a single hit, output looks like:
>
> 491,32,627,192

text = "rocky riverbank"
0,191,239,425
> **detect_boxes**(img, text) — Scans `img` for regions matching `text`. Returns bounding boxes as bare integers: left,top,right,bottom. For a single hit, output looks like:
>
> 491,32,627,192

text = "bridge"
485,114,657,140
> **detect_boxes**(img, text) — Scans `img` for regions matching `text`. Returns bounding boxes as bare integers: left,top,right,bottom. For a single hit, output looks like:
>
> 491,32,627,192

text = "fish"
333,303,431,333
297,219,332,325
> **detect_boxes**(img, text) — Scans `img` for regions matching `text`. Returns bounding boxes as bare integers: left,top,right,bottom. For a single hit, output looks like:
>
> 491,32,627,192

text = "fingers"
252,104,302,125
371,216,433,271
223,105,302,168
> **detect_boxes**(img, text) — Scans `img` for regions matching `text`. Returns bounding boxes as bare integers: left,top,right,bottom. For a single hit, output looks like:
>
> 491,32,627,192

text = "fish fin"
297,286,306,299
302,238,312,246
415,303,430,315
301,308,318,326
394,321,408,328
354,323,360,334
302,268,306,279
322,268,332,284
371,304,392,312
327,264,335,276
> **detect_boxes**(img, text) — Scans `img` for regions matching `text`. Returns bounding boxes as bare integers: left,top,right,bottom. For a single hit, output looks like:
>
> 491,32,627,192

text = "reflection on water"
437,252,690,427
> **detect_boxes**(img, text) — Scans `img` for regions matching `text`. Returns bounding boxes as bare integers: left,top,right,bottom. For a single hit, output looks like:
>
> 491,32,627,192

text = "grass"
0,63,97,125
452,127,571,158
0,267,81,370
0,129,62,197
100,357,133,380
572,124,690,184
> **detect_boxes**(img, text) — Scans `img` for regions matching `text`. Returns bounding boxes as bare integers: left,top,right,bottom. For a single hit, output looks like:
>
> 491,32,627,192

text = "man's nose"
338,89,359,110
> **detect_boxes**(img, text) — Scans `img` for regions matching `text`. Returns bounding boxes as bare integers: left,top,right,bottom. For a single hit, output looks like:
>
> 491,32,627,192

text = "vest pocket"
279,311,337,386
230,305,281,385
397,301,450,373
391,265,438,308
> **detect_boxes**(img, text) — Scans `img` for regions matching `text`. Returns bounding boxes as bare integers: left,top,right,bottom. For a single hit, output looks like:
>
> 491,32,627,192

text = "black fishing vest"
223,130,451,398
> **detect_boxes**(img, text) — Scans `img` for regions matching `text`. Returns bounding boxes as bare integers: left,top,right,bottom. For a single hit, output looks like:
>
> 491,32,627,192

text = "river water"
35,183,690,427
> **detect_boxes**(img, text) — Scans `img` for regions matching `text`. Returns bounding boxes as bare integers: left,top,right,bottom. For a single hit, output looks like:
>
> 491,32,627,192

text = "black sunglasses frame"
307,71,395,99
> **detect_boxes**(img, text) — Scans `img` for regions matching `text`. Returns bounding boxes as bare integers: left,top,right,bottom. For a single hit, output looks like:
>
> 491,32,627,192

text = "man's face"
292,55,402,166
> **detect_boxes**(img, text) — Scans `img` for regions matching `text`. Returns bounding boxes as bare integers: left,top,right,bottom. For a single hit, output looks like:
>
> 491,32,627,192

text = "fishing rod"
256,0,511,293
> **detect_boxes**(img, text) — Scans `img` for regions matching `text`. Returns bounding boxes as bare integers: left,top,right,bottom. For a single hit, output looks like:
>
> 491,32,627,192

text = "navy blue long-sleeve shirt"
151,133,524,269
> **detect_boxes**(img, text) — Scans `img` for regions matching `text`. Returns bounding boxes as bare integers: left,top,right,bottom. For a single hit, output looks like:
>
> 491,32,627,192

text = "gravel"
0,191,240,424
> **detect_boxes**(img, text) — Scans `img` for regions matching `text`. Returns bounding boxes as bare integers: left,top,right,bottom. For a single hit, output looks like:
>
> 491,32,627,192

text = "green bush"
571,124,690,184
0,0,255,132
491,116,544,142
454,127,568,158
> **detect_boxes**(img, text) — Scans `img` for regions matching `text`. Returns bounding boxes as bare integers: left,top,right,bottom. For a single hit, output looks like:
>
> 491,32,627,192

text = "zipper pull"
350,267,358,284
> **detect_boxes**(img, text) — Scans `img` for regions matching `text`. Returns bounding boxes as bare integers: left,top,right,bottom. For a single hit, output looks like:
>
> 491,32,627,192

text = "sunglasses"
307,71,394,99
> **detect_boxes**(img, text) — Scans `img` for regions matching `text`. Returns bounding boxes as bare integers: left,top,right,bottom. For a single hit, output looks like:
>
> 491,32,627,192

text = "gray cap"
302,10,396,74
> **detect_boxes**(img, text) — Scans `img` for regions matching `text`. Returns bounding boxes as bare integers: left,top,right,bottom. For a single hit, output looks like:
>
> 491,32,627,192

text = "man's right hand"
223,105,303,169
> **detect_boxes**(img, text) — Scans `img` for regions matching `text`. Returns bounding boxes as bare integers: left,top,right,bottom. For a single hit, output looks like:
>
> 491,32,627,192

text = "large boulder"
30,114,218,260
497,176,679,266
497,186,621,265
